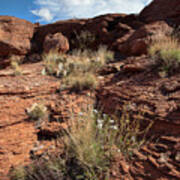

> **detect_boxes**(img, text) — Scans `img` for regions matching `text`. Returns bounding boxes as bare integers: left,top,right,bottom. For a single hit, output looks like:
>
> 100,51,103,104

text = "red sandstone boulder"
140,0,180,25
117,21,173,56
43,33,69,53
33,19,85,53
0,16,34,57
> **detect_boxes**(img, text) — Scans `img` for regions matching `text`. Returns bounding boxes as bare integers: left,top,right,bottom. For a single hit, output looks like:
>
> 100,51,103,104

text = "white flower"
41,68,46,75
97,119,103,124
110,125,118,130
58,63,63,71
93,109,98,114
109,119,114,123
78,112,83,116
97,119,103,129
97,123,103,129
131,136,136,142
103,113,107,118
96,56,100,62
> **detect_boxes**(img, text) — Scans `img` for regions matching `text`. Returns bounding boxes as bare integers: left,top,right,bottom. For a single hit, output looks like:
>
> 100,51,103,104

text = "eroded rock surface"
43,32,69,54
97,56,180,179
0,16,34,57
140,0,180,25
0,62,95,179
0,0,180,179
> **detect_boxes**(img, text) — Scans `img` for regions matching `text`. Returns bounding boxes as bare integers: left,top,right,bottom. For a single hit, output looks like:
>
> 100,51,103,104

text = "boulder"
33,19,85,53
43,32,69,53
117,21,173,56
140,0,180,26
0,16,34,57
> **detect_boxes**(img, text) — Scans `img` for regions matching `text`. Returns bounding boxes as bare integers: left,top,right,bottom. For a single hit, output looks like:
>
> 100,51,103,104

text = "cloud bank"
31,0,153,23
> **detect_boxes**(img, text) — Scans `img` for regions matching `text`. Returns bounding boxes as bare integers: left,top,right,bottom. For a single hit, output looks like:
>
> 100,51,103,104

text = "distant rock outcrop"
33,14,144,54
0,16,34,57
140,0,180,26
32,19,85,53
33,0,180,56
0,0,180,63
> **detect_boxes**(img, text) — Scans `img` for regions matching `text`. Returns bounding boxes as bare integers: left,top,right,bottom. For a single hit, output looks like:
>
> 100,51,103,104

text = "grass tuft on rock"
148,34,180,75
9,105,152,180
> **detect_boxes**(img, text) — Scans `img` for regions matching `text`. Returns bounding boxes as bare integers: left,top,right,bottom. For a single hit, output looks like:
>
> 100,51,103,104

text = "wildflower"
93,109,98,114
110,125,118,130
109,119,114,123
97,119,103,129
97,123,103,129
78,112,83,116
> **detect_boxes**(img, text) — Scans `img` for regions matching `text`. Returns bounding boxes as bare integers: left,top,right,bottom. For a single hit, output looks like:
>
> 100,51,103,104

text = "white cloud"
31,8,53,22
32,0,153,22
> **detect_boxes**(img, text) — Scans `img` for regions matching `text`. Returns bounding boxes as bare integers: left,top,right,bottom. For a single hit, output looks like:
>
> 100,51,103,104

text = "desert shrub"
148,34,180,75
42,51,70,77
63,72,98,92
9,105,152,180
62,105,152,177
9,166,26,180
71,46,114,69
171,25,180,42
43,47,114,91
71,30,96,50
95,45,114,64
9,158,65,180
42,48,113,79
26,103,47,121
10,56,22,76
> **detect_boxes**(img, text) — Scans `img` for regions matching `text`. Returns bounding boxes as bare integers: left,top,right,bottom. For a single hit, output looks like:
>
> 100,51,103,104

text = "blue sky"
0,0,152,24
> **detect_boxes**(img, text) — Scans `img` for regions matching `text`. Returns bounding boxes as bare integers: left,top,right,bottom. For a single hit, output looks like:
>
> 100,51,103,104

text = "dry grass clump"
10,56,22,76
9,105,152,179
69,46,114,72
63,106,110,178
63,72,98,92
95,45,114,64
148,33,180,75
171,25,180,42
42,51,69,77
63,105,152,178
9,157,65,180
43,46,114,91
26,103,47,121
71,30,96,50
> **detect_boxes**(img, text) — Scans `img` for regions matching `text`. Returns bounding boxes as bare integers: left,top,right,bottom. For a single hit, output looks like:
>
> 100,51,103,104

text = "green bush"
148,34,180,75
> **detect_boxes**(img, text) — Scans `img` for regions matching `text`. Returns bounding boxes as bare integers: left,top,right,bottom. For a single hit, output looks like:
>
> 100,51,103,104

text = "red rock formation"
0,0,180,60
43,32,69,53
117,21,173,56
140,0,180,25
32,19,86,53
0,16,34,57
33,14,143,53
0,2,180,178
33,0,180,56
